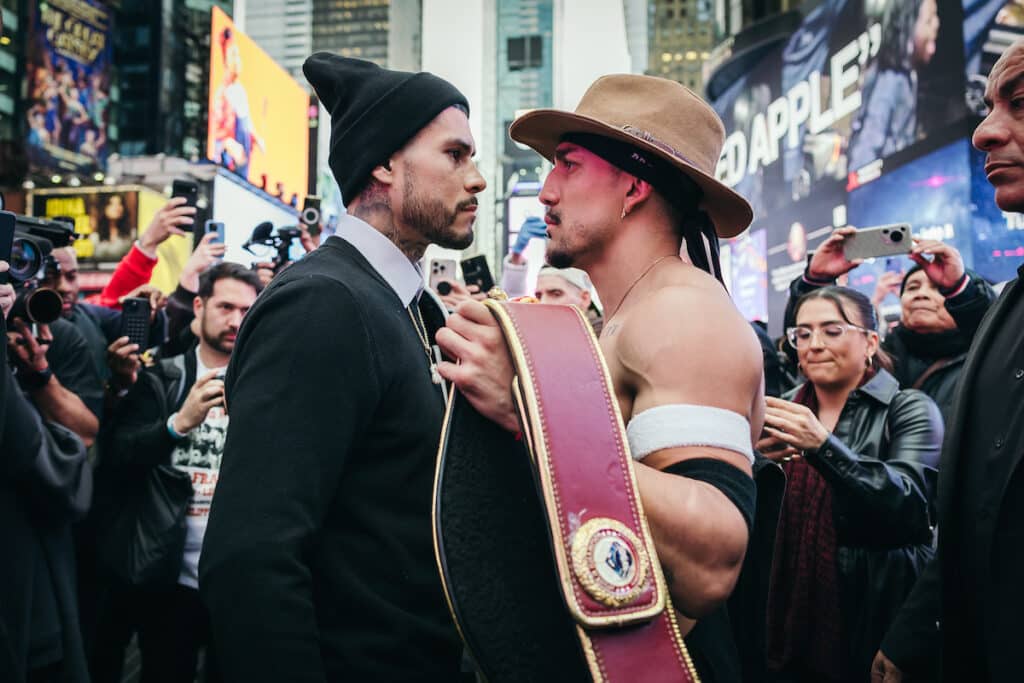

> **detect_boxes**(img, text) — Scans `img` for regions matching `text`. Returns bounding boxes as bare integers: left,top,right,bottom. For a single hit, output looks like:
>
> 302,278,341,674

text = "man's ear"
370,159,394,185
622,177,654,216
193,295,203,318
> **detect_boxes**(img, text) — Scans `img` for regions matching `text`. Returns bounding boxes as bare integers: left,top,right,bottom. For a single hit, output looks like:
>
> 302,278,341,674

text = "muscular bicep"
618,288,763,473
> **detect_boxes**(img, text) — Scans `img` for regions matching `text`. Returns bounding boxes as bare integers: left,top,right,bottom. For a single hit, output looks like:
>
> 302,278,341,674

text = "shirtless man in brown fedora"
436,74,765,679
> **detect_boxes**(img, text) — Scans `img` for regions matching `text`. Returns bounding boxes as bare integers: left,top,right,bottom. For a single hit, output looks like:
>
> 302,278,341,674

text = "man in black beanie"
199,53,485,682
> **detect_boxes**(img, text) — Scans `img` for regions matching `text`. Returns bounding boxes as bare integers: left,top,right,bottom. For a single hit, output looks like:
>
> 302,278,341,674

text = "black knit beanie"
303,53,470,204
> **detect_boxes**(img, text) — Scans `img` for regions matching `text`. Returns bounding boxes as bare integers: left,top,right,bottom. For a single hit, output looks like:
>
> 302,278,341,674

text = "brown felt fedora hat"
510,74,753,239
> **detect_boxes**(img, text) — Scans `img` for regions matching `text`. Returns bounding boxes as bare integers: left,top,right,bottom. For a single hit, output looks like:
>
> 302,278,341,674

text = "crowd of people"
3,40,1024,683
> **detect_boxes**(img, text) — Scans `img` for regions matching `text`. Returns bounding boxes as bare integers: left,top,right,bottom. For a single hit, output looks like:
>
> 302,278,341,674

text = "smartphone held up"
843,223,912,261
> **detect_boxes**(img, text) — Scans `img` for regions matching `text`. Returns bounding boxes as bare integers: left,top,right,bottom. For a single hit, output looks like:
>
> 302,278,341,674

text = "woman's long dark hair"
793,285,893,374
876,0,924,72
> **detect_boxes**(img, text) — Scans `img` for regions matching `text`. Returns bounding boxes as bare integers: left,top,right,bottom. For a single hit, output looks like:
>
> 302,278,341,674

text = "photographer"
1,260,93,683
7,316,101,448
89,263,260,683
42,246,167,401
785,228,996,422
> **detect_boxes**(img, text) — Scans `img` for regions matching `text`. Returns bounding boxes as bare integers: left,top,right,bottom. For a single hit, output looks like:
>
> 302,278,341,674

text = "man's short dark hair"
198,262,263,299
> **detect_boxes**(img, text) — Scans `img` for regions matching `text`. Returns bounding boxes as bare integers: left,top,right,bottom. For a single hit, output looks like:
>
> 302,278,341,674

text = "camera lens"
436,281,453,295
890,231,903,242
10,238,42,282
302,207,320,225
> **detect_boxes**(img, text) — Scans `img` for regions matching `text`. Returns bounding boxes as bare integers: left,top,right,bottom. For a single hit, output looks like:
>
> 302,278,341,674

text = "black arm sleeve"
47,318,104,419
102,373,177,469
2,365,91,521
783,271,835,331
663,457,757,532
199,276,381,683
944,270,997,342
166,284,196,343
806,390,942,548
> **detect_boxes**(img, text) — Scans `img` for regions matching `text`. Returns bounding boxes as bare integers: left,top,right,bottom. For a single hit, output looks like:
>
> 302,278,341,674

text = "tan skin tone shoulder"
601,262,765,452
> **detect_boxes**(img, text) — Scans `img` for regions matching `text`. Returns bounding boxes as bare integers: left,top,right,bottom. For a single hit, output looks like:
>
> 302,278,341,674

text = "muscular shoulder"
616,279,763,417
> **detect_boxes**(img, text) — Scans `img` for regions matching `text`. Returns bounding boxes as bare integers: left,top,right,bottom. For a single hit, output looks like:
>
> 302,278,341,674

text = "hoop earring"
621,207,627,220
866,355,873,369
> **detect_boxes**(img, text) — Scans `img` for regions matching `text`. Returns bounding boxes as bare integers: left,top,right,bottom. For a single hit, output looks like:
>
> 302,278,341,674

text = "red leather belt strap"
488,300,699,682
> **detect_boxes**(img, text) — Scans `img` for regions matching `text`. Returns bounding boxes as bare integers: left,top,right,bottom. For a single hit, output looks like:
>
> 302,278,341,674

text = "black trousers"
89,580,219,683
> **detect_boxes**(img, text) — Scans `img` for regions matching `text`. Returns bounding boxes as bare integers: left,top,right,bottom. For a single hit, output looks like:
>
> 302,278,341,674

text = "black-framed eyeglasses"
786,323,872,349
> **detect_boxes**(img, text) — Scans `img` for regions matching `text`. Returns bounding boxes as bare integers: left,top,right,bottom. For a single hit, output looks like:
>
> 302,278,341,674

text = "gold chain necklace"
407,304,443,385
605,254,678,325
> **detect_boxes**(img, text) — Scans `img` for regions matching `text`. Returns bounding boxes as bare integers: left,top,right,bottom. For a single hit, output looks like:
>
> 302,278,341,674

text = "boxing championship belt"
433,300,700,683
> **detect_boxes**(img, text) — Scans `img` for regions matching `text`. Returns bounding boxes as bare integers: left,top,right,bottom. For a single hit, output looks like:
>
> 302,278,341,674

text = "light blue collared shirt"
332,212,423,307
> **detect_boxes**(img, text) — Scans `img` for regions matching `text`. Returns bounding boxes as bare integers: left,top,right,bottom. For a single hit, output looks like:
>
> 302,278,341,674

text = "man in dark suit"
199,55,485,682
873,38,1024,681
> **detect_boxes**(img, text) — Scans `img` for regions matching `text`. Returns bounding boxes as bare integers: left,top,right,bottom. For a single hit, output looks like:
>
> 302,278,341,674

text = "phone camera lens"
436,281,453,295
890,231,903,242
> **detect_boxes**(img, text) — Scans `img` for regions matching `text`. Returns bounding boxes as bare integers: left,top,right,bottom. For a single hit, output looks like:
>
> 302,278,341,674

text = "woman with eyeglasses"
757,286,943,683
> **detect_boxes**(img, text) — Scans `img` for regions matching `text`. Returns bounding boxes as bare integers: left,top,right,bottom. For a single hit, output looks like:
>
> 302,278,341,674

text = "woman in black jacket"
758,286,943,683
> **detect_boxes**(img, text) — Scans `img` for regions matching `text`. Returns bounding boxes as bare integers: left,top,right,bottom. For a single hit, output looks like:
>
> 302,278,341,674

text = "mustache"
456,198,478,211
545,209,561,225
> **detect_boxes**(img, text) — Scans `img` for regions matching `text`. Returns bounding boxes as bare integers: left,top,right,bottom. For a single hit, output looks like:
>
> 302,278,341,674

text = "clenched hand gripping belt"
433,301,700,682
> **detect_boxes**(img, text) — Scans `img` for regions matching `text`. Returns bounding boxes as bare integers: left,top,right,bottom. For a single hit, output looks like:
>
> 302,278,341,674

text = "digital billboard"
969,142,1024,283
753,180,848,336
714,0,967,220
30,186,192,293
207,6,309,205
24,0,113,173
210,171,302,267
963,0,1024,116
847,138,974,302
721,229,769,323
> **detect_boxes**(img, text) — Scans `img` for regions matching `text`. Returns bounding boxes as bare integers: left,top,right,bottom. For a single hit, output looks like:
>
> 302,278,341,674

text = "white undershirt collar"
332,212,423,307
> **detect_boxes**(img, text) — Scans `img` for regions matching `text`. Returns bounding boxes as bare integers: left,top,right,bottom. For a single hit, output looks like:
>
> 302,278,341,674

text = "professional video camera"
242,221,303,272
3,213,76,325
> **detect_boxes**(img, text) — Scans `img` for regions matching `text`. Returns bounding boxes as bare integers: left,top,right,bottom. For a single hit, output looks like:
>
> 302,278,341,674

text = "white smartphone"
843,223,912,260
428,258,458,292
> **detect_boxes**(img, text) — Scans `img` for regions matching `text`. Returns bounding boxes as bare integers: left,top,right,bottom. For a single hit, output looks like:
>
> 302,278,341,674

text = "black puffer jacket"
781,369,943,681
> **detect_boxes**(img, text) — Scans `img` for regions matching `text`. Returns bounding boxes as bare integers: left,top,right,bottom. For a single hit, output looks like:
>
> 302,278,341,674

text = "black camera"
242,221,303,272
3,214,76,324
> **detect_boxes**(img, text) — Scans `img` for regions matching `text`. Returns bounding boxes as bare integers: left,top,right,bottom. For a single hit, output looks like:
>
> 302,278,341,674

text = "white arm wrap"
626,404,754,464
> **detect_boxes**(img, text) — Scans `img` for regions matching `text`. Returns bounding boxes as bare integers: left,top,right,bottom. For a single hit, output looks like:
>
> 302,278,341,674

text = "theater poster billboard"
207,6,309,205
713,0,968,220
24,0,113,173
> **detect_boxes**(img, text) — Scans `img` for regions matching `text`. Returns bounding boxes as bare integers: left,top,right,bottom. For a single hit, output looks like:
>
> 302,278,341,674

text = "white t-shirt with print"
170,349,228,589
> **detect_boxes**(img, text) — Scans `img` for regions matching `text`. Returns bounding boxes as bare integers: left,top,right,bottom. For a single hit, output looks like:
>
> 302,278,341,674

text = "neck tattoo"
605,254,678,325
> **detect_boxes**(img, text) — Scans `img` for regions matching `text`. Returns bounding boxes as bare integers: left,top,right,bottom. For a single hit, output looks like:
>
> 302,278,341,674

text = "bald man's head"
42,247,80,317
974,39,1024,212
